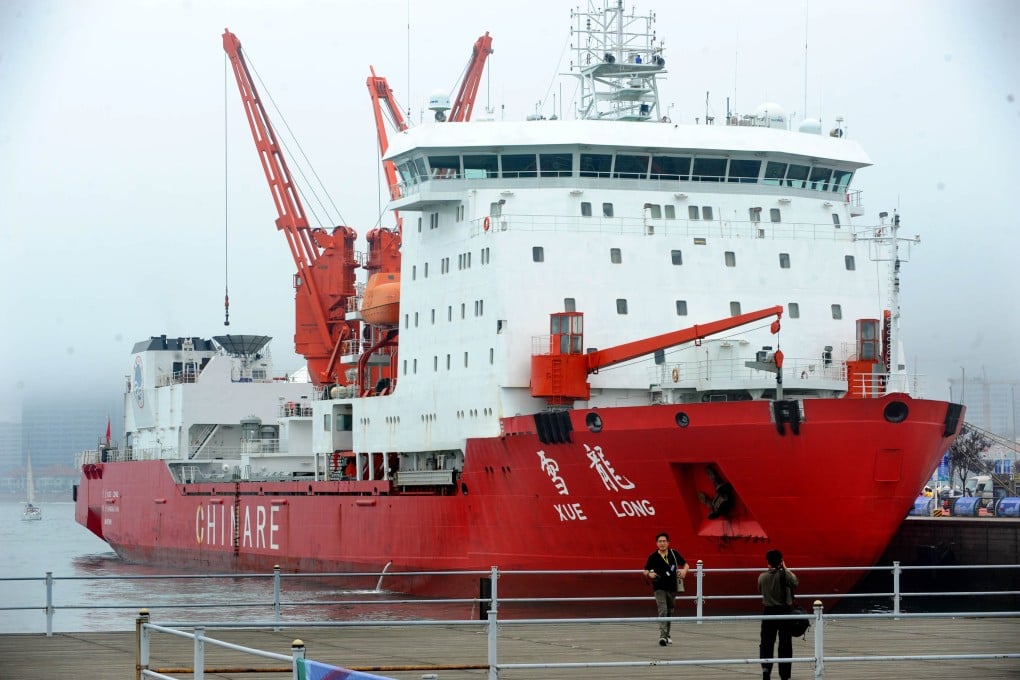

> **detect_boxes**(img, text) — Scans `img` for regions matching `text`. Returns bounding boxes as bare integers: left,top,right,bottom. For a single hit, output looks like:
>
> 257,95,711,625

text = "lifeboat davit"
361,273,400,326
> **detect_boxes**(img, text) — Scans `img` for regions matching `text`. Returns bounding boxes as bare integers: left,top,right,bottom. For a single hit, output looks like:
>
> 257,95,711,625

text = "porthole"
884,401,909,424
586,412,603,433
675,412,690,428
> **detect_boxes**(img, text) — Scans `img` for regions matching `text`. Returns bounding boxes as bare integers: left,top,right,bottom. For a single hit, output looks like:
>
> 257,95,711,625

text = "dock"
0,615,1017,679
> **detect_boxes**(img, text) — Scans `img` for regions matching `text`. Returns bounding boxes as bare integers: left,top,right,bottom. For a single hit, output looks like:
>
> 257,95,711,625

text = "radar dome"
754,102,787,129
798,118,822,135
428,90,451,122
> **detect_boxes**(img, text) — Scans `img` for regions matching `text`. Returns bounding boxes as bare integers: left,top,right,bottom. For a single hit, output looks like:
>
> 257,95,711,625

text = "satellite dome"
428,90,451,122
754,102,787,129
798,118,822,135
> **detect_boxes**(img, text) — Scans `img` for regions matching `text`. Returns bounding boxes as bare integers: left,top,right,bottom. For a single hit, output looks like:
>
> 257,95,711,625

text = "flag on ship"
105,417,112,446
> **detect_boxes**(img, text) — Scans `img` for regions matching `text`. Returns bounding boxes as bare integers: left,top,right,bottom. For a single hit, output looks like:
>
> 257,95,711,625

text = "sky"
0,0,1018,423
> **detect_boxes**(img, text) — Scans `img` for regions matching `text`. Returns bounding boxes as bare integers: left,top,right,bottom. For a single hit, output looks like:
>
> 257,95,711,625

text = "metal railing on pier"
4,561,1019,637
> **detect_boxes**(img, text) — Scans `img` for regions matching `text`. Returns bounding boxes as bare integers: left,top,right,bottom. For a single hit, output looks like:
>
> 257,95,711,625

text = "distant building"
949,378,1019,442
0,398,122,496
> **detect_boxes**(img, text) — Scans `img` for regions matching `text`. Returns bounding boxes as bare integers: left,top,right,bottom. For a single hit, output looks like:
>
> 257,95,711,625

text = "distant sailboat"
22,454,41,521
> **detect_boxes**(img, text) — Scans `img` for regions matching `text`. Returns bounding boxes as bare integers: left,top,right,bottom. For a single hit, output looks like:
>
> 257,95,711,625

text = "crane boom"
531,305,784,404
223,29,357,385
587,306,784,372
449,32,493,122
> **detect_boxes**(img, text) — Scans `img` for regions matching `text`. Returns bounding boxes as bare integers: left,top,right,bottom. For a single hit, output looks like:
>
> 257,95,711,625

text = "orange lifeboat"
361,273,400,326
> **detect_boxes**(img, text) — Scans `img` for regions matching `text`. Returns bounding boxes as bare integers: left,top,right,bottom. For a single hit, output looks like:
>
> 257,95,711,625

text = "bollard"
291,639,305,680
136,609,150,680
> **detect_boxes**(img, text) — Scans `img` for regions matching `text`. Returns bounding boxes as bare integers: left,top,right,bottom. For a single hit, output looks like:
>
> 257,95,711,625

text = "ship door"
856,319,880,361
551,312,584,355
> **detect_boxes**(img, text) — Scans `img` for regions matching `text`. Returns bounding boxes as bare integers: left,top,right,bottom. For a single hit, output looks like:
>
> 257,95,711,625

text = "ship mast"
881,212,920,394
569,0,666,121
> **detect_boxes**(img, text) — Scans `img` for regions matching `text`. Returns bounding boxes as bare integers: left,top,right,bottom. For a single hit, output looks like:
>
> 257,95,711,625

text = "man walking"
643,532,689,646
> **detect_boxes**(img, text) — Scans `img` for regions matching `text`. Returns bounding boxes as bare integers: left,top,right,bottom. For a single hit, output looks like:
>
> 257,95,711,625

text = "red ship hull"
75,394,962,610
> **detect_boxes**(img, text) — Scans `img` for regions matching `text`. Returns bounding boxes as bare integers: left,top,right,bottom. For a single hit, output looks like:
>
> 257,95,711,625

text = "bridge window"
832,169,853,192
779,253,791,269
676,300,688,316
464,154,498,178
610,248,622,264
727,159,762,183
647,204,662,218
785,164,809,188
603,203,614,217
809,166,833,191
763,161,787,186
692,157,726,182
540,153,573,177
664,205,676,219
671,250,683,265
770,208,782,223
650,155,691,180
533,246,545,262
788,302,800,318
502,153,537,178
428,155,460,179
613,154,649,179
725,251,736,267
616,299,629,314
688,205,699,220
832,214,841,227
581,202,592,217
831,304,843,320
845,255,856,271
702,206,714,220
580,153,612,178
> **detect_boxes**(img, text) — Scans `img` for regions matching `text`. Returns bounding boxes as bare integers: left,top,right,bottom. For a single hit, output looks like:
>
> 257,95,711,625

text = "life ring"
483,216,491,232
671,368,679,383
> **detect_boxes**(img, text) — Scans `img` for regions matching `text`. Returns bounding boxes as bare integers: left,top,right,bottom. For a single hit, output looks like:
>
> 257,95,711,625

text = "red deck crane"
531,306,785,404
222,29,359,387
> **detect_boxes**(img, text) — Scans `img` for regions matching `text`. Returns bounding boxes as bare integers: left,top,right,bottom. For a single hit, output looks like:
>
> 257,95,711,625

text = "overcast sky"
1,0,1017,423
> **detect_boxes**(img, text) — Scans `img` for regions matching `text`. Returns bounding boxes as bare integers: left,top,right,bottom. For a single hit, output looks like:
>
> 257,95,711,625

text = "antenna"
223,54,231,327
803,0,809,120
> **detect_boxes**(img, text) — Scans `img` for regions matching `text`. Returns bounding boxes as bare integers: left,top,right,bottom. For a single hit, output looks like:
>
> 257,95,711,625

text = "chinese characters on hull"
537,444,655,522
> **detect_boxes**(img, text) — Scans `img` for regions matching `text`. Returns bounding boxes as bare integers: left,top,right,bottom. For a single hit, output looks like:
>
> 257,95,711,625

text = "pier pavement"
0,615,1017,679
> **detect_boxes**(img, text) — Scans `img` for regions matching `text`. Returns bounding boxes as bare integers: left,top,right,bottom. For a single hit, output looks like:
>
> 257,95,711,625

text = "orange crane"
531,306,784,404
449,32,493,122
354,34,495,396
222,29,359,387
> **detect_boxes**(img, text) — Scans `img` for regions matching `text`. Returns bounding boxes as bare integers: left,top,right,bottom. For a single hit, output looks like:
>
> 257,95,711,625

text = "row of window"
413,248,492,279
534,246,857,271
398,151,854,193
403,348,496,375
562,297,845,320
405,299,486,329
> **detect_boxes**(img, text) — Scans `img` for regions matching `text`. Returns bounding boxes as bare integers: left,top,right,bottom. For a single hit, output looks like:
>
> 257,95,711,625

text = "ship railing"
7,562,1019,636
279,401,313,417
469,212,858,242
395,175,861,203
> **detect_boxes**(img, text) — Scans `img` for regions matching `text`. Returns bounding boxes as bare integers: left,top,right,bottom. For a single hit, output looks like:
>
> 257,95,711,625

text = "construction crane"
222,29,359,387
